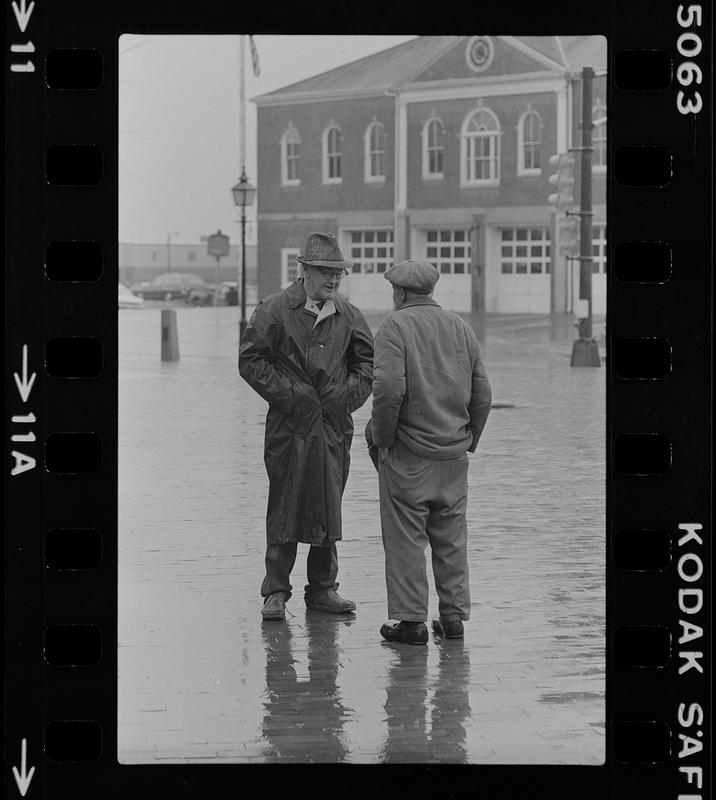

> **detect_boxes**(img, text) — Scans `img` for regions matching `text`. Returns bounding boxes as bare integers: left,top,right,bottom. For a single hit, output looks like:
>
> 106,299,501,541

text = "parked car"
131,272,207,301
119,282,145,308
184,281,240,307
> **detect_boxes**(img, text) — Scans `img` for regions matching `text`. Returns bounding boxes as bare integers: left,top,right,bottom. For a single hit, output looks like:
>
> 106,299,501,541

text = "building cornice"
399,75,568,105
254,72,569,109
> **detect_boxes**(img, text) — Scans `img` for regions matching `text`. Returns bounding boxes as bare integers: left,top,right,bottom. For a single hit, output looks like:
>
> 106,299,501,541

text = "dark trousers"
260,542,339,602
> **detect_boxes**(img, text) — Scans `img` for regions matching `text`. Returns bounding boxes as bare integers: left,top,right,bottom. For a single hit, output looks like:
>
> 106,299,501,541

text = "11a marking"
10,345,37,476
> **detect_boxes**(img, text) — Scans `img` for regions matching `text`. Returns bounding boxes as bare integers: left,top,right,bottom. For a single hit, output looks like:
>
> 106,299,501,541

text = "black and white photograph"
118,33,607,765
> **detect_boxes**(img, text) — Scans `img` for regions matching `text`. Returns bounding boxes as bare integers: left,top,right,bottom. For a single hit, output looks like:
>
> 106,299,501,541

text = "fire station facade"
254,35,606,313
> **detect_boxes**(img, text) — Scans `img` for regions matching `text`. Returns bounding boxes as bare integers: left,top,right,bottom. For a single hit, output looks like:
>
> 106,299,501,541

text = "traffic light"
548,153,576,211
557,215,580,257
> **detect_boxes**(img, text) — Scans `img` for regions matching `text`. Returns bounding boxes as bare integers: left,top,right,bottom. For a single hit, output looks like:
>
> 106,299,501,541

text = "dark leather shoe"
431,618,464,639
262,593,286,621
305,589,356,614
380,620,428,645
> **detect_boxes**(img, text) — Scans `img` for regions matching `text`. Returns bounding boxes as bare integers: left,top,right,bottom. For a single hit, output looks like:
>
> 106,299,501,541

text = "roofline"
555,36,570,70
253,86,395,106
252,36,606,108
396,35,462,85
498,35,568,72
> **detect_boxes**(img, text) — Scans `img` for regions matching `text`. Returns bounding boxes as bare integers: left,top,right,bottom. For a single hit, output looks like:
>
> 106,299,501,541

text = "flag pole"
238,35,246,331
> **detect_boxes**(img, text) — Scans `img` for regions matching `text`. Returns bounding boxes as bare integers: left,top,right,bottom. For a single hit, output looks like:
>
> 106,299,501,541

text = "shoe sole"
262,613,285,621
306,606,355,614
381,637,427,645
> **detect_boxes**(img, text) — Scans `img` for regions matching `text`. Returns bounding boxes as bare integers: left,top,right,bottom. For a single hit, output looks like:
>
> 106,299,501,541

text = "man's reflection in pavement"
261,614,350,763
381,639,472,763
380,643,431,762
427,639,471,763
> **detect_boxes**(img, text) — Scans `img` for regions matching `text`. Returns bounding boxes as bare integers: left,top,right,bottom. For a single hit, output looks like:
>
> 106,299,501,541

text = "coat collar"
398,296,441,311
286,278,344,313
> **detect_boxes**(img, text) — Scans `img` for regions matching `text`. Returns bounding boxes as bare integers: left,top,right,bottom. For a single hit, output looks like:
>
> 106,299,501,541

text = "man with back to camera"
367,259,492,645
239,232,374,621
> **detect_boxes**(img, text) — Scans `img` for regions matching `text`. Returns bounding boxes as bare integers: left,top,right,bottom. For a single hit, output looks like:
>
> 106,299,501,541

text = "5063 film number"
676,4,703,115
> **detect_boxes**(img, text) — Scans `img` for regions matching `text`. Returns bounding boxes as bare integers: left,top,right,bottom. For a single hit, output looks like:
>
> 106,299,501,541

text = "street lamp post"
231,168,257,337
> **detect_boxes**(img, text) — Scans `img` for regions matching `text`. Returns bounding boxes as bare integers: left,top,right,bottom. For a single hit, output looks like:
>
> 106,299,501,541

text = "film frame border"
4,0,711,796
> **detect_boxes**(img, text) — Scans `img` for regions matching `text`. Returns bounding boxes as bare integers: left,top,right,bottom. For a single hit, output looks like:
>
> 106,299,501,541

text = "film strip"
4,0,711,797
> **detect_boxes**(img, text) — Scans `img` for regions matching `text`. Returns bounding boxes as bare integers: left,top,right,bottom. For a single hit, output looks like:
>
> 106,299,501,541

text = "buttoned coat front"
239,280,374,545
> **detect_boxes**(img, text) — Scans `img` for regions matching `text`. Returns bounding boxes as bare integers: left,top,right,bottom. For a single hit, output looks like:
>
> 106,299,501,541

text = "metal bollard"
161,309,180,362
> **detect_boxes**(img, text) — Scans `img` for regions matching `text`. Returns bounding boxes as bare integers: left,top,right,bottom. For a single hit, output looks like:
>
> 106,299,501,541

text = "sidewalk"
118,307,605,764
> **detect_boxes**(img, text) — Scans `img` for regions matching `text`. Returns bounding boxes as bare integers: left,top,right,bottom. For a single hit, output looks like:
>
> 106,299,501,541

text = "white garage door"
497,227,551,313
343,229,394,311
424,229,473,313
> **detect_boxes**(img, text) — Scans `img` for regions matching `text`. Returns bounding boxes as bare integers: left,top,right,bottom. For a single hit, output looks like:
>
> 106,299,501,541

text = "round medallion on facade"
466,36,494,73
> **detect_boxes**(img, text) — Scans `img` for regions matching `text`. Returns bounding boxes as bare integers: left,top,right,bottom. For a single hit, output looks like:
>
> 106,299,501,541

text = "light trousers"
378,440,470,622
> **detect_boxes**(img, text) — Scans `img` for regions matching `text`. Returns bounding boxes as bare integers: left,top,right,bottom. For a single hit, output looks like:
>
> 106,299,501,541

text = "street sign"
207,231,230,258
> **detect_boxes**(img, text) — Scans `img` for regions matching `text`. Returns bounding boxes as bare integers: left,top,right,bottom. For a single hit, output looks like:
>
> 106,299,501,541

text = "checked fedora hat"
296,232,353,271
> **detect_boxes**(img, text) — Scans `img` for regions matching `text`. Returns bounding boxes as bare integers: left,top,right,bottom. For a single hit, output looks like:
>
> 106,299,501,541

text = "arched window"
281,126,301,186
322,124,342,183
518,110,541,174
461,108,500,185
422,118,445,179
592,103,607,169
364,121,385,182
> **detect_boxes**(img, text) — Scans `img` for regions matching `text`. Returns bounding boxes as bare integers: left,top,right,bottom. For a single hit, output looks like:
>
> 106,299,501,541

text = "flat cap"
385,259,440,294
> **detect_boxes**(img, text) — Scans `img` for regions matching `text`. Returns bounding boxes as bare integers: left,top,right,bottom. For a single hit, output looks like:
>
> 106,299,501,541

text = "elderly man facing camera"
367,259,492,645
239,232,374,621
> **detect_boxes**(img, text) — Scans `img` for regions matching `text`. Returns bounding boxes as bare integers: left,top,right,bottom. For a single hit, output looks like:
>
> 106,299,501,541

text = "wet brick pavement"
118,306,606,764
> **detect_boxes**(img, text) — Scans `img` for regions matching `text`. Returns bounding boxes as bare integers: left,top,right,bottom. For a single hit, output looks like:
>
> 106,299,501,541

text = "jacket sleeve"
370,318,406,448
345,311,374,414
238,300,294,415
466,331,492,452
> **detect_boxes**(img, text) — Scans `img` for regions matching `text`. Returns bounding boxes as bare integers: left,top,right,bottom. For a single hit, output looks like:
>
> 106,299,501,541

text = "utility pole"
570,66,601,367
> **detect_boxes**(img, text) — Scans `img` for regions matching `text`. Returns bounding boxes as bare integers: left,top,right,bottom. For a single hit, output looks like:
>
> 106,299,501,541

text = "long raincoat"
239,279,374,546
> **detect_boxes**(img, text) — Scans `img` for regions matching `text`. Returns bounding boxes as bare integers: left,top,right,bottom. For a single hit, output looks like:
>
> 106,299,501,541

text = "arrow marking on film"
13,346,36,403
11,0,35,33
12,738,35,797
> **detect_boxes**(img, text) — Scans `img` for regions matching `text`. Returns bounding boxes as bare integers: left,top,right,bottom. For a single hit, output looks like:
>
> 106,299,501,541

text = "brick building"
253,35,606,313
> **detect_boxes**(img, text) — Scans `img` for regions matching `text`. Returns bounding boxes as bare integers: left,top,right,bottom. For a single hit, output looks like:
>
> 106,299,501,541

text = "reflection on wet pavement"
380,639,471,763
261,615,350,762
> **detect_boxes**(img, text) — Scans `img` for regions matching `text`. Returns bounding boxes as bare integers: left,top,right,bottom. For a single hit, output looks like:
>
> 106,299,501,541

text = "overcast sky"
119,35,416,245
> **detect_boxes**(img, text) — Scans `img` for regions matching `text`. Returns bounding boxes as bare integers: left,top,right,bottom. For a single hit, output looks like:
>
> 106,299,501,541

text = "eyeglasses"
312,267,348,279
